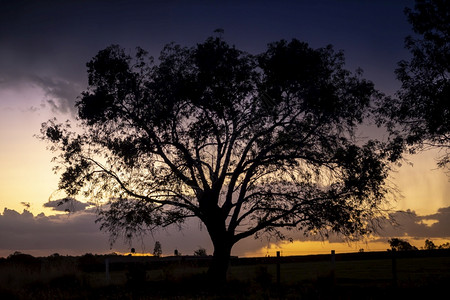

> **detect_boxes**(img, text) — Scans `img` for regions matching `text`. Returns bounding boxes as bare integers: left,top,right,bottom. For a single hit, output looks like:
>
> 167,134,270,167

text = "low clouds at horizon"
1,203,449,258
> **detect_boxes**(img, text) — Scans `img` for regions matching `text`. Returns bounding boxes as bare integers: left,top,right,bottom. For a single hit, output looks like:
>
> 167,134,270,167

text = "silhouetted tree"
424,239,437,250
194,247,207,257
382,0,449,169
438,242,450,249
41,35,398,283
153,241,162,257
388,238,418,251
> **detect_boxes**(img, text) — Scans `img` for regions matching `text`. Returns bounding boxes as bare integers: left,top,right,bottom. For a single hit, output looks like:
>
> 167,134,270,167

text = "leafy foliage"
381,0,449,168
388,238,418,251
193,248,207,257
424,239,437,250
153,241,162,258
423,239,450,250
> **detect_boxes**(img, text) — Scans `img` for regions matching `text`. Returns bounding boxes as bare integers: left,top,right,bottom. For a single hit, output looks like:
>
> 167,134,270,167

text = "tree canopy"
383,0,449,168
153,241,162,257
388,238,418,251
41,35,397,282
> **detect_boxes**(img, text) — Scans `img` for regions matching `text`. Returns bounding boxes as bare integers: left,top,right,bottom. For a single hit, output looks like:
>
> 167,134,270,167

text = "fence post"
331,250,335,268
105,258,110,282
276,251,281,285
391,249,397,287
330,250,336,285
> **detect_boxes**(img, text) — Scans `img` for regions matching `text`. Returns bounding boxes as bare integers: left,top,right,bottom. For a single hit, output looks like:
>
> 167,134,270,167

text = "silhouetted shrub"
6,252,40,273
78,253,102,272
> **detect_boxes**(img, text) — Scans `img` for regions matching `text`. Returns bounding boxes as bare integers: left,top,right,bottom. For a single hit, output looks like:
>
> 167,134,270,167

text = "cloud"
0,67,84,115
0,208,212,257
30,75,83,115
0,208,110,257
235,206,450,254
2,206,449,258
377,207,450,238
43,198,92,213
421,207,450,235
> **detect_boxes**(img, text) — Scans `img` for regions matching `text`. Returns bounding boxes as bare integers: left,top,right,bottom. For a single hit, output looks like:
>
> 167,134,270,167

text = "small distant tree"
388,238,418,251
194,247,207,257
424,239,437,250
153,241,162,257
438,242,450,249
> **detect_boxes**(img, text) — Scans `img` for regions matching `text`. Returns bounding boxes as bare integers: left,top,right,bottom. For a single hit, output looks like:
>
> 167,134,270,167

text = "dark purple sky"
1,0,413,113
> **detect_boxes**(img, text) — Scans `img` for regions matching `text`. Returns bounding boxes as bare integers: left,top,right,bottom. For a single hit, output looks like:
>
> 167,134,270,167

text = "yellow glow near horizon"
390,149,450,215
242,237,450,258
0,87,61,216
242,240,384,257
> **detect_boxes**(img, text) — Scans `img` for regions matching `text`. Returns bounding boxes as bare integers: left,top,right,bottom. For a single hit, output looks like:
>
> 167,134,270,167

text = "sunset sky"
1,0,449,258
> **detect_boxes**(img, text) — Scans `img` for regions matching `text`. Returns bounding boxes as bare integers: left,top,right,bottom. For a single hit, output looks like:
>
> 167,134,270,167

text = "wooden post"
330,250,336,285
331,250,335,267
276,251,281,285
105,258,110,282
391,249,397,287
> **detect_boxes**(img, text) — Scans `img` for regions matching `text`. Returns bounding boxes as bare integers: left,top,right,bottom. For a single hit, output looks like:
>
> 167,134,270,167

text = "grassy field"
1,251,449,299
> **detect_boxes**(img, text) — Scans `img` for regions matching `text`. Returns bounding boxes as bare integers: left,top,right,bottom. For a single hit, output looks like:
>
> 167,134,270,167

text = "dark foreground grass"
1,253,449,299
1,273,448,300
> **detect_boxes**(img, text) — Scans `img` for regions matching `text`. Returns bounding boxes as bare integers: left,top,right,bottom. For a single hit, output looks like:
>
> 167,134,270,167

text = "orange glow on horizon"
240,237,450,258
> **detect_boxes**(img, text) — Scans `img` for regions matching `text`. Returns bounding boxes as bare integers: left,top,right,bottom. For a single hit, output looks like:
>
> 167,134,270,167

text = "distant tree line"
388,238,450,251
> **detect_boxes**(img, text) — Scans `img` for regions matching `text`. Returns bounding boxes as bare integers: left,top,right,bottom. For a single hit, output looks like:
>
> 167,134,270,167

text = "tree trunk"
207,238,233,284
200,194,233,284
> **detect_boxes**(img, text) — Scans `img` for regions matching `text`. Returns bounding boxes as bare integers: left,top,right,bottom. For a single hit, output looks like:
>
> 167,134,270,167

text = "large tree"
41,36,396,282
384,0,449,168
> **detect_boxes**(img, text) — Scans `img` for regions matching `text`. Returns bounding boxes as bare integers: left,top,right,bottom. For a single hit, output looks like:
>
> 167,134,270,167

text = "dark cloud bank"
377,208,450,239
1,204,449,258
0,205,213,258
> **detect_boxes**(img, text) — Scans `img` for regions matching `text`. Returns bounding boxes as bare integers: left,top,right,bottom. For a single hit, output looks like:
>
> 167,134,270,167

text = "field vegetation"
1,249,449,299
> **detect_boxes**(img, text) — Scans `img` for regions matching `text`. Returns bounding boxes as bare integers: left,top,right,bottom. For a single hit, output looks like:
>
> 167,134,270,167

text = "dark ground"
1,250,449,299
